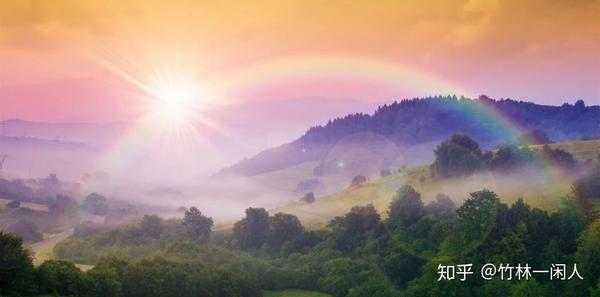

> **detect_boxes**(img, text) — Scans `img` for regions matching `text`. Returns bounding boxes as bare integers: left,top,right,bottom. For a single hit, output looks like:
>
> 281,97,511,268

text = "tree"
329,204,380,252
425,193,456,220
577,163,600,199
141,215,163,239
542,145,578,171
7,220,43,243
350,175,368,188
300,192,316,204
319,258,382,297
38,173,61,198
0,231,35,296
281,230,325,255
574,220,600,290
488,145,530,171
7,200,20,209
182,207,213,242
82,192,109,215
232,208,270,250
388,185,425,230
268,213,304,252
50,194,79,216
510,278,549,297
441,190,499,257
431,134,483,178
79,267,122,297
518,129,552,145
36,260,83,296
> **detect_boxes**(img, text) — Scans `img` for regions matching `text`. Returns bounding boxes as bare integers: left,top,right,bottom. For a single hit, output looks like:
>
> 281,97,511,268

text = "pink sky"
1,0,599,122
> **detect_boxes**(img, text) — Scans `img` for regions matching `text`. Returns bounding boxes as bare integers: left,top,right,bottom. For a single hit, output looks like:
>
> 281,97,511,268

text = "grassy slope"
273,139,600,229
248,161,321,193
0,198,49,212
263,290,332,297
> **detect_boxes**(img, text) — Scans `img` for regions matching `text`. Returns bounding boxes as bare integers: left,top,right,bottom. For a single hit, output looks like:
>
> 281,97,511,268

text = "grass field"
272,139,600,228
532,139,600,162
0,198,49,212
263,289,332,297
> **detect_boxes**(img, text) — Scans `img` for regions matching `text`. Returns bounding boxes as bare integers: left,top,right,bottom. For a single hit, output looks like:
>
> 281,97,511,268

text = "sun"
152,82,197,126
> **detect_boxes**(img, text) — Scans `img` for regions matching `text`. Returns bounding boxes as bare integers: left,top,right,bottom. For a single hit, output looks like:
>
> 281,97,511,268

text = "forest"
2,134,600,297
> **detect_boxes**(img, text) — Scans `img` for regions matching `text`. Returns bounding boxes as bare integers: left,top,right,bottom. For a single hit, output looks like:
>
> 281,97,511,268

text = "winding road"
29,228,74,265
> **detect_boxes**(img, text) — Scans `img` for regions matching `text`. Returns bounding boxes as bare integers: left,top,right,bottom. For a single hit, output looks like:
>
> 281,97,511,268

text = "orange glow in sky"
1,0,599,122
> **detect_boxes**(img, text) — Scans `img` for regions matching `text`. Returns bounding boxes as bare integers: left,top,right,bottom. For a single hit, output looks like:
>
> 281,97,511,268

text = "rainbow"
93,54,571,184
435,96,574,181
203,54,475,103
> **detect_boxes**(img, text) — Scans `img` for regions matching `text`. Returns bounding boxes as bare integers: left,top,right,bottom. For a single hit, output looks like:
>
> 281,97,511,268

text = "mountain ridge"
218,95,600,177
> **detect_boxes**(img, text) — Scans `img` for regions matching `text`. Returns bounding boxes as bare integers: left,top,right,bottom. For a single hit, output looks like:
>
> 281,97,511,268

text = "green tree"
141,214,163,239
425,193,456,220
319,258,378,297
510,278,548,297
81,192,109,215
329,204,380,252
441,190,499,257
402,256,472,297
79,267,122,297
488,145,530,172
36,260,82,296
388,185,425,230
0,231,35,296
232,207,270,250
575,220,600,289
431,134,483,178
183,207,213,242
268,213,304,252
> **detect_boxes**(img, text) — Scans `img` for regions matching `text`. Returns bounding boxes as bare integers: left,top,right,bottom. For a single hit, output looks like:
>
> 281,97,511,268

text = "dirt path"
29,228,74,265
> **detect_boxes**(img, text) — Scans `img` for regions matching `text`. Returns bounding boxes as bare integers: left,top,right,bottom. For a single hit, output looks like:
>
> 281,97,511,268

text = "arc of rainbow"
86,53,570,185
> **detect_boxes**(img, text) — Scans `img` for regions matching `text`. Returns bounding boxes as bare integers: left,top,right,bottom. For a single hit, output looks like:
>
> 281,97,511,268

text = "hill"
218,96,599,179
272,139,600,229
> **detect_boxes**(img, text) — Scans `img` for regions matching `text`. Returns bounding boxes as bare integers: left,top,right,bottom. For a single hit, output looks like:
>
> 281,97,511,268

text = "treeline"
3,139,600,296
302,95,599,147
431,134,579,178
1,232,263,297
43,178,600,296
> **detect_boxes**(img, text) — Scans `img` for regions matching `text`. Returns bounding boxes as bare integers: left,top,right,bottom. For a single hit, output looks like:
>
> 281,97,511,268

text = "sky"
1,0,599,123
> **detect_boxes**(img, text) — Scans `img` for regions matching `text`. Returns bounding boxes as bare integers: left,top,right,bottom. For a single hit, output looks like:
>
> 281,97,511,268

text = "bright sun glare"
153,82,197,125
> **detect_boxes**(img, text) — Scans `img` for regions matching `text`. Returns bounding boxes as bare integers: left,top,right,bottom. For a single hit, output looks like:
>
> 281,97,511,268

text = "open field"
263,290,332,297
0,198,49,212
532,139,600,162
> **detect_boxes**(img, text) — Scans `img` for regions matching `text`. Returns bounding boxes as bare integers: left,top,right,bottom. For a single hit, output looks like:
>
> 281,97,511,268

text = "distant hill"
218,95,600,178
0,119,127,146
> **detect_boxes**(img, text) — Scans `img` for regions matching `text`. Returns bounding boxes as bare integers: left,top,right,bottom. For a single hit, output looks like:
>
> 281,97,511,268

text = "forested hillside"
219,95,599,177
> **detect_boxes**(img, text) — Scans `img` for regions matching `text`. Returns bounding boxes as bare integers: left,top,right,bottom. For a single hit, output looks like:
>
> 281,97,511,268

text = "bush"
350,176,368,188
300,192,316,204
6,200,20,209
